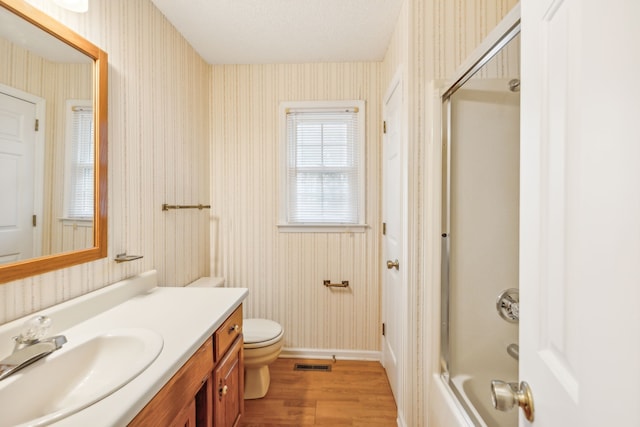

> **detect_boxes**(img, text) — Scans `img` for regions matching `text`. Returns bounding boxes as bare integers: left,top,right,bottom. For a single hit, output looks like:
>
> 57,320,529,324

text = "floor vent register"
293,363,332,372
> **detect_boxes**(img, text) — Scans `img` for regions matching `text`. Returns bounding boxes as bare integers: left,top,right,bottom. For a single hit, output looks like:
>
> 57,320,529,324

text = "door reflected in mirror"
0,0,107,283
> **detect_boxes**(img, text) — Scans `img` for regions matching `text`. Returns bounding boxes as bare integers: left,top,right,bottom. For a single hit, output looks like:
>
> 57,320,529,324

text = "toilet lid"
243,318,283,344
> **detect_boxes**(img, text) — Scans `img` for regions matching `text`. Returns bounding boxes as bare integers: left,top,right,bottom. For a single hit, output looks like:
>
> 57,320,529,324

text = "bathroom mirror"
0,0,107,284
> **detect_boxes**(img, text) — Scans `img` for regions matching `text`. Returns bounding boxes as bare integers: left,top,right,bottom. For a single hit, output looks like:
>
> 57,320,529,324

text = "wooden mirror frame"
0,0,107,284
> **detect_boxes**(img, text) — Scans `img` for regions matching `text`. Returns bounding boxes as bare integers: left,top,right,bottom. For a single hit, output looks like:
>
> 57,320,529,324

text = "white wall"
0,0,210,324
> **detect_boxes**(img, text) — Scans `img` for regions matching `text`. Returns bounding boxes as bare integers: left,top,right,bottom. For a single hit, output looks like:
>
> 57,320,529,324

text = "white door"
519,0,640,425
382,76,403,403
0,92,37,264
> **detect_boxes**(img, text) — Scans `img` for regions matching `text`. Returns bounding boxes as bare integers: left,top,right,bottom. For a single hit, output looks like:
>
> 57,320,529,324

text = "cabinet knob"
220,385,228,396
228,324,240,334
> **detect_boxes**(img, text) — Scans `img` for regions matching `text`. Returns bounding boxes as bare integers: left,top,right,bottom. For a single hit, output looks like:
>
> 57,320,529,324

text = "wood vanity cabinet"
129,304,244,427
128,337,214,427
170,398,197,427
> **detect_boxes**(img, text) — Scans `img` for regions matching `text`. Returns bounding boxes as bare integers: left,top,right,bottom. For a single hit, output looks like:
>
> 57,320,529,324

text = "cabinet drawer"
214,305,242,362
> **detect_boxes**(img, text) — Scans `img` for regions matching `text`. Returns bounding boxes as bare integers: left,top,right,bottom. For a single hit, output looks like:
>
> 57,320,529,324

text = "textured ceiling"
150,0,404,65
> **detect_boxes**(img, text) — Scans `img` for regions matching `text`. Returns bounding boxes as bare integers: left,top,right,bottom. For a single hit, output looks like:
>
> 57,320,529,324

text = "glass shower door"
441,29,521,427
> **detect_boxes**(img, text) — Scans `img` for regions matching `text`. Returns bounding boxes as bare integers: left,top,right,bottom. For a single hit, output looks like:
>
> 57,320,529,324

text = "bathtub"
449,374,517,427
430,372,517,427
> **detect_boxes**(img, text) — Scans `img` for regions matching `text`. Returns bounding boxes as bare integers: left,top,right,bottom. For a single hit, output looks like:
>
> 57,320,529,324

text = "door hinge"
32,215,37,227
35,119,39,131
382,222,386,235
383,121,387,134
382,322,386,336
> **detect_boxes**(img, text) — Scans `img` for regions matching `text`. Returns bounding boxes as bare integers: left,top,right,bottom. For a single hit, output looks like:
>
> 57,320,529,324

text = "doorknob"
386,259,399,270
490,380,535,422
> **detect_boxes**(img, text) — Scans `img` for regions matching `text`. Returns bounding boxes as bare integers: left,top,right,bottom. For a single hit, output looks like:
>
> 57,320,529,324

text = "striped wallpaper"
429,0,519,80
0,0,210,324
0,0,518,396
0,0,520,425
210,63,382,352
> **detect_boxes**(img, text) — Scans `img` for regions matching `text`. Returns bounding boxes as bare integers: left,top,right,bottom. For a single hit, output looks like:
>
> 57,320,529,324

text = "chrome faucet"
0,316,67,381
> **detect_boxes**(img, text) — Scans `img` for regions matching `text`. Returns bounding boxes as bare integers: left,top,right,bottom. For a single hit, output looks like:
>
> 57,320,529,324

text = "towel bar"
162,204,211,211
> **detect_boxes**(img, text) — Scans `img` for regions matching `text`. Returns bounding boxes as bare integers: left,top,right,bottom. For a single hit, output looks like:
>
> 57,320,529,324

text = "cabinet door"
169,398,196,427
129,338,214,427
214,336,244,427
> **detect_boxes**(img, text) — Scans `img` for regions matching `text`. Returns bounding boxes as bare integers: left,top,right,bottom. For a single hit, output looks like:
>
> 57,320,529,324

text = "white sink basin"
0,328,163,427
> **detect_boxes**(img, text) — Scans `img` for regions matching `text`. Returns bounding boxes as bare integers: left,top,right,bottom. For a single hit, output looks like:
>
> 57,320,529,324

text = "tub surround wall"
0,0,210,324
210,63,382,354
448,77,520,427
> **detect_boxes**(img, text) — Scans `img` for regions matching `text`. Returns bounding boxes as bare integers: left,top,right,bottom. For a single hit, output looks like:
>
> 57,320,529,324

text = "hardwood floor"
239,358,397,426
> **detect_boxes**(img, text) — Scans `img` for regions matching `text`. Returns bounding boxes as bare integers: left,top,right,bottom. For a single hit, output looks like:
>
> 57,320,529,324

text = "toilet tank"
186,277,225,288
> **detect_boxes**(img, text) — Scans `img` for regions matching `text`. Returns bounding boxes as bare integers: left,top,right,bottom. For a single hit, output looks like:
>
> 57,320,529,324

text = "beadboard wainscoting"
210,63,382,353
0,0,210,324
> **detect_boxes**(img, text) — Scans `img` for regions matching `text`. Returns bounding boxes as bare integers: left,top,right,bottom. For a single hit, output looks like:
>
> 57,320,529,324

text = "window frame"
278,100,367,233
62,99,94,223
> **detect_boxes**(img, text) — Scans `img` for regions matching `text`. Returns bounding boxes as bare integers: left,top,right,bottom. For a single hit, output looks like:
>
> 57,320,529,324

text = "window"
64,100,94,220
279,101,366,232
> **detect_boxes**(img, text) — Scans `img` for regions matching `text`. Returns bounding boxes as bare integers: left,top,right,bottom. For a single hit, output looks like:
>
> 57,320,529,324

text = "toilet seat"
243,318,283,349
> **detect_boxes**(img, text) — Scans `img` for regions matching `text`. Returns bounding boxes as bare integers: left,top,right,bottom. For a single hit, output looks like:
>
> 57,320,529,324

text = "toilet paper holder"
323,280,349,288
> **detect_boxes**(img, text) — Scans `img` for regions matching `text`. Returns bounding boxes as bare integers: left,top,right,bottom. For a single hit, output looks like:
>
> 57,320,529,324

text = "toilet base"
244,365,271,399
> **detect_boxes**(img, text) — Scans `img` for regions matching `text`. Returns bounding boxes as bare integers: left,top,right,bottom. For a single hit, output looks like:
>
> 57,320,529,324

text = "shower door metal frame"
439,11,521,426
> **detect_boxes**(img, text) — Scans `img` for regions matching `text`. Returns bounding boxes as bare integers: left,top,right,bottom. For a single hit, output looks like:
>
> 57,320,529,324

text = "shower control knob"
496,288,519,323
490,380,535,422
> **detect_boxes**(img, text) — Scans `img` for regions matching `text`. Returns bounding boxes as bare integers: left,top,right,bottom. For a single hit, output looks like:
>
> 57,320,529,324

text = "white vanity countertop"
0,271,247,427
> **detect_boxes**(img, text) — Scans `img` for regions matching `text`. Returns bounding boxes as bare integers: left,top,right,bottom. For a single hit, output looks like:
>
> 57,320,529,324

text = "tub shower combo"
440,11,522,427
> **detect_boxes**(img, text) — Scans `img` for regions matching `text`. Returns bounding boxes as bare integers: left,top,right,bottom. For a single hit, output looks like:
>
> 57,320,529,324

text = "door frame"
382,67,408,427
0,83,46,258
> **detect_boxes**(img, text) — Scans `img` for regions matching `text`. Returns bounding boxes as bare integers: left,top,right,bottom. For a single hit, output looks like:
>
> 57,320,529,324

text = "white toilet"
186,277,284,400
242,318,284,399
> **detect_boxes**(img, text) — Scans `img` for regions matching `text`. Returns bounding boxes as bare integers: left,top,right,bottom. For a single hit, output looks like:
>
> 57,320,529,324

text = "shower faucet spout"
507,343,519,361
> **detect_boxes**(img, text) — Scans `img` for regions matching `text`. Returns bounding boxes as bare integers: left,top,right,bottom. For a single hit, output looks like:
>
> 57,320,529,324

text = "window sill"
277,224,369,233
59,217,93,227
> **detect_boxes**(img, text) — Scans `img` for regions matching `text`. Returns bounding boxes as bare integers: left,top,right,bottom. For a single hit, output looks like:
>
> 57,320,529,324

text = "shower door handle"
490,380,535,422
386,259,399,270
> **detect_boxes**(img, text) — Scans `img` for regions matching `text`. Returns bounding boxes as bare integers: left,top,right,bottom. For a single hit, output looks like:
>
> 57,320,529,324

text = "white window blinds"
284,103,364,225
66,104,94,219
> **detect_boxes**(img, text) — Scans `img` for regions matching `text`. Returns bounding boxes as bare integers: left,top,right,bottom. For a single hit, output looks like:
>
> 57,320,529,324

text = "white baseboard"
279,347,382,362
